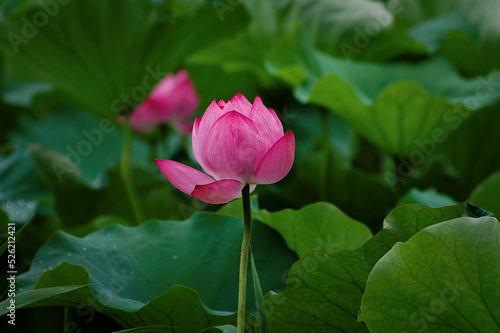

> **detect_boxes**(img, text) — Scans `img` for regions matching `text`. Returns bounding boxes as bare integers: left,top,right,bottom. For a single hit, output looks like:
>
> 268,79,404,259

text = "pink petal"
155,159,214,195
197,100,226,146
251,130,295,184
129,69,199,133
193,116,202,132
192,116,216,176
218,99,227,108
128,99,164,133
162,70,199,118
192,179,247,204
249,96,283,147
149,73,177,100
138,73,179,124
224,92,252,117
192,116,202,159
204,111,266,182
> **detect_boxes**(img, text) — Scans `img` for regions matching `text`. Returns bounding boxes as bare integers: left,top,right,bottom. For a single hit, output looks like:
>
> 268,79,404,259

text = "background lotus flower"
127,69,199,133
156,93,295,204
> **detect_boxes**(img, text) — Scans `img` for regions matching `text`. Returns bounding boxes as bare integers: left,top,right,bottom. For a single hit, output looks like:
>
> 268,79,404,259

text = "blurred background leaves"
1,0,500,331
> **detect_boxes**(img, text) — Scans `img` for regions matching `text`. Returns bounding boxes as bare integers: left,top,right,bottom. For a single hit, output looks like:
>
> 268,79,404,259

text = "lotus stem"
237,184,252,332
119,115,145,225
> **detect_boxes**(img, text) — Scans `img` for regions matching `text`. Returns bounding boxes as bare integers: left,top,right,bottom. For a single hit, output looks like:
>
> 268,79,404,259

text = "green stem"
120,116,145,226
159,123,168,157
64,307,69,333
237,184,251,333
149,135,157,161
320,108,330,201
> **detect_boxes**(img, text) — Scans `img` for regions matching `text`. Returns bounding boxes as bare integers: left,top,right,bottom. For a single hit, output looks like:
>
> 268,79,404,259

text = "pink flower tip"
118,69,200,134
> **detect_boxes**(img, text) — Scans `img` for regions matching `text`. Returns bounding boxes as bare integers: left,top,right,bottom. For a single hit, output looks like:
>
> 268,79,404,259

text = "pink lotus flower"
128,69,199,133
155,93,295,204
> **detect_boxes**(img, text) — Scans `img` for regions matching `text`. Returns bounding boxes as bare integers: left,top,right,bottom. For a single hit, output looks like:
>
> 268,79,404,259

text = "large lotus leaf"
17,262,243,332
265,27,500,154
0,147,62,275
252,202,372,257
187,31,274,85
397,187,458,208
219,201,372,258
1,0,248,118
1,80,53,108
0,145,52,223
241,0,424,60
16,212,296,329
439,30,495,77
469,171,500,215
406,11,494,76
433,105,500,198
396,0,500,73
0,285,86,316
200,325,237,333
361,216,500,332
11,107,152,188
28,143,187,227
382,202,468,242
407,11,477,54
263,202,471,332
396,0,500,34
245,0,391,40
